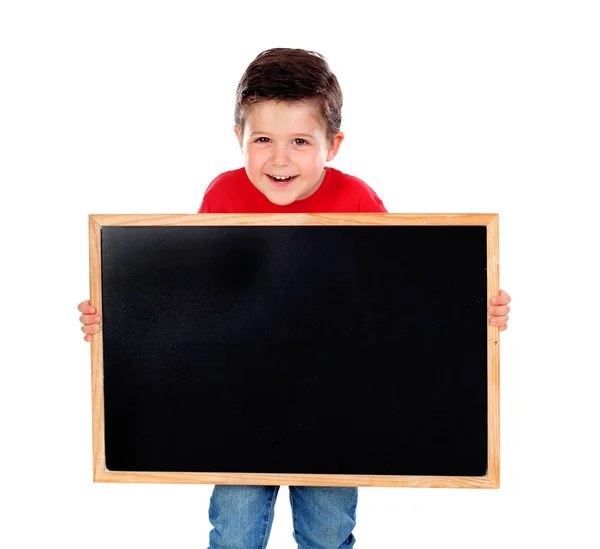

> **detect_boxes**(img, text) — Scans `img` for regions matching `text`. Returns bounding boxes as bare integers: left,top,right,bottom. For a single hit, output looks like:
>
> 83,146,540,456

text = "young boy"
78,47,511,548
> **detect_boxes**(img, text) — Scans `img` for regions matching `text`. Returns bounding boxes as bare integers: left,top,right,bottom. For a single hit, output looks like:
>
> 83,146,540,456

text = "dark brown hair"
234,48,343,146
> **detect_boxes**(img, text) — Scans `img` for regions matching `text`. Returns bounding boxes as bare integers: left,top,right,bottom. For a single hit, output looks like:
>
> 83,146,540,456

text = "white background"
1,1,599,547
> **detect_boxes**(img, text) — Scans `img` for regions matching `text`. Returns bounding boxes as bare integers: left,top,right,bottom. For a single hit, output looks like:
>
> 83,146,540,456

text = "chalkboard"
89,213,500,488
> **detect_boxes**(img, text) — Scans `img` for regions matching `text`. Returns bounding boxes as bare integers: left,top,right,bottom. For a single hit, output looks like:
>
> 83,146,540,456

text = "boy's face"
234,99,344,206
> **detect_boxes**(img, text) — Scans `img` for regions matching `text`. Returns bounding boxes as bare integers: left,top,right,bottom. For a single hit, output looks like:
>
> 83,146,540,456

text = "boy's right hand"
78,300,101,342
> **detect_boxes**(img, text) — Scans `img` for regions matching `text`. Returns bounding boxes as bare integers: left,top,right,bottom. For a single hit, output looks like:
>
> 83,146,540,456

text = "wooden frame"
89,213,500,488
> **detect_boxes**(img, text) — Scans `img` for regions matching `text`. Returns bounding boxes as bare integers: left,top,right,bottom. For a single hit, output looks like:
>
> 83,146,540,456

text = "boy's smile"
234,99,343,206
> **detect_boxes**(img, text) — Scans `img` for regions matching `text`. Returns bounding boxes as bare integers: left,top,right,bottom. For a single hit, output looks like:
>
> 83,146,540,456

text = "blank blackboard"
89,213,500,488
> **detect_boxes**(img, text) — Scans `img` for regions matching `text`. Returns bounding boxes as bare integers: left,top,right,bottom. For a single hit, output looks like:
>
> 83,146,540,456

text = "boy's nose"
272,144,289,166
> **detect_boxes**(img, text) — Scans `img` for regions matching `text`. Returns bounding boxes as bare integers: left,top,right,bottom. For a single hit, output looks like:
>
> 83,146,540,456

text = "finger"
499,324,508,332
495,290,511,304
79,314,102,325
84,334,92,342
77,300,96,315
489,315,508,326
488,305,510,316
81,324,101,335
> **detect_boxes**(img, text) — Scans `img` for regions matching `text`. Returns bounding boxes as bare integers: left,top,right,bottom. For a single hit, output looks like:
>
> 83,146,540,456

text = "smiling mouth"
267,174,298,184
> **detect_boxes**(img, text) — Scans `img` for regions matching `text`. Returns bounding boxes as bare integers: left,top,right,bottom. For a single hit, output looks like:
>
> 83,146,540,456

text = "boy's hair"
234,48,343,146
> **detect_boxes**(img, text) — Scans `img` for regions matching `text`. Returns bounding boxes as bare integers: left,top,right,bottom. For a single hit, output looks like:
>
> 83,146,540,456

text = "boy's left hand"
488,289,511,331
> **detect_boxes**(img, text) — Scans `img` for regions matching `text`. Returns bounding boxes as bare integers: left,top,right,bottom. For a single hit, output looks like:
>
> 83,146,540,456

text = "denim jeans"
207,485,358,549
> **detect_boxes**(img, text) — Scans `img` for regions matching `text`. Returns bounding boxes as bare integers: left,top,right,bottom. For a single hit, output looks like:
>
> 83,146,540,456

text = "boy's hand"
488,289,511,331
78,300,101,342
77,290,511,339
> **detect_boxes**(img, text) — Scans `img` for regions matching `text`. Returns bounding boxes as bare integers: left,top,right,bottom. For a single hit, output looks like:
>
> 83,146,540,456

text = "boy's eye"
253,137,309,145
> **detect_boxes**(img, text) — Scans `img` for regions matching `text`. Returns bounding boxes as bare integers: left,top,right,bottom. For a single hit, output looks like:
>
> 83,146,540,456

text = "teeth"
270,174,294,181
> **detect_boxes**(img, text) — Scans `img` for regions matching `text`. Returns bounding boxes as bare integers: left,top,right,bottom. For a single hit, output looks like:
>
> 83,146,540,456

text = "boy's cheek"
244,146,261,160
246,153,270,172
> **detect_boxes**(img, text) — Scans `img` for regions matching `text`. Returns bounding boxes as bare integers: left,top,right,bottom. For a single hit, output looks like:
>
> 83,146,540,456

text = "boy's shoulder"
204,167,247,193
325,167,388,212
326,166,372,189
198,168,248,213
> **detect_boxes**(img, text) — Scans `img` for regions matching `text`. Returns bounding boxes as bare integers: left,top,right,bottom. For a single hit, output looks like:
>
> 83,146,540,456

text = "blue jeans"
207,485,358,549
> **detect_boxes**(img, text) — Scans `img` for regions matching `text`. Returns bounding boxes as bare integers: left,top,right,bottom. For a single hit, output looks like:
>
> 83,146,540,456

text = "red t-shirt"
198,166,387,213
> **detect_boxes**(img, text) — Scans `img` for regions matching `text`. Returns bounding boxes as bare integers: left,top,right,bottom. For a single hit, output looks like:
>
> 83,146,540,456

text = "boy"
78,48,511,548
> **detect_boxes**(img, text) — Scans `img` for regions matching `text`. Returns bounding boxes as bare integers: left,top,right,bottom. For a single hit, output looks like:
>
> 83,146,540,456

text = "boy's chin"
257,184,301,206
264,191,299,206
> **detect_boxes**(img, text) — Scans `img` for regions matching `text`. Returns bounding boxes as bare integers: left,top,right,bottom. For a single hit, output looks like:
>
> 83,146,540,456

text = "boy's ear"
326,132,345,162
233,125,243,150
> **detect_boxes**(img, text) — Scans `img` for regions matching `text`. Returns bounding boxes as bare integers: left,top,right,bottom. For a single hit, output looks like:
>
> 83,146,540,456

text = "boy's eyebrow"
250,131,315,138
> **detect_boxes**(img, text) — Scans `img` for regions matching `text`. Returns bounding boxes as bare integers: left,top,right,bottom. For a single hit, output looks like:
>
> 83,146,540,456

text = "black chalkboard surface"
89,214,500,488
